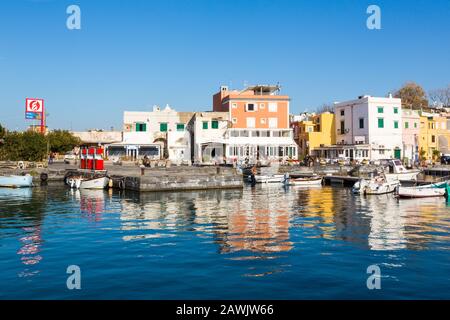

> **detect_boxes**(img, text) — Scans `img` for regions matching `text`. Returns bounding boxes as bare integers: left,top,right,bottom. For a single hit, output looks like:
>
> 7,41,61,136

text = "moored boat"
383,159,420,182
352,174,400,195
0,174,33,188
68,176,110,190
396,182,448,198
284,175,322,186
250,174,286,184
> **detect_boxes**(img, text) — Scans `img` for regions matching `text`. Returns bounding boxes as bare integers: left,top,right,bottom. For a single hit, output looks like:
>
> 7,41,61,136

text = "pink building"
402,109,420,163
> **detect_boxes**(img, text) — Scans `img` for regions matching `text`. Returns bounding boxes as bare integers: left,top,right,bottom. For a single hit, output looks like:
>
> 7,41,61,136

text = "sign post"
25,98,45,133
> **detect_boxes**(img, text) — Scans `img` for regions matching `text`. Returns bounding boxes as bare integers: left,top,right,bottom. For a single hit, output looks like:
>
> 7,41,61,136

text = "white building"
187,112,229,164
314,95,402,161
108,105,194,163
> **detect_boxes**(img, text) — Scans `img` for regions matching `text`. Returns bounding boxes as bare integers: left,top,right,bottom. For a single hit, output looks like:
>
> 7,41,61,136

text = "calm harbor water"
1,183,450,299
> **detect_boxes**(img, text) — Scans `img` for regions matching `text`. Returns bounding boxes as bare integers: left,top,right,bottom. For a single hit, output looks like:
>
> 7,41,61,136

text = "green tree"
47,130,81,153
394,82,429,109
0,131,47,161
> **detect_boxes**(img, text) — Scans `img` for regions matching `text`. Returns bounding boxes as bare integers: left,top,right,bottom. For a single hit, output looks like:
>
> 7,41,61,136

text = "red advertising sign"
26,98,44,113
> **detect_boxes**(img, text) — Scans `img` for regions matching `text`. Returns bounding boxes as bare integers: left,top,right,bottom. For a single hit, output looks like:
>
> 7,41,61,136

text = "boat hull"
397,183,447,198
285,177,322,186
364,183,399,195
80,177,110,189
69,176,110,189
0,175,33,188
353,176,400,195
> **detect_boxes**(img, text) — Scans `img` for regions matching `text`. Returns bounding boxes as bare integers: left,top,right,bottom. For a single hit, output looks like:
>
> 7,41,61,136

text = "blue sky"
0,0,449,131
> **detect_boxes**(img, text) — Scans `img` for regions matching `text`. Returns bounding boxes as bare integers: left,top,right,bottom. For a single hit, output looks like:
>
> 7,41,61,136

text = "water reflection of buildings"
331,190,448,251
116,185,450,254
219,186,293,253
117,187,295,254
359,195,407,250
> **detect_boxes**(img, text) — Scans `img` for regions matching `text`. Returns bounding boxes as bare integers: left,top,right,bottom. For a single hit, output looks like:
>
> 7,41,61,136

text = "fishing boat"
68,175,110,190
396,182,448,198
382,159,420,182
0,174,33,188
284,175,323,186
352,174,400,195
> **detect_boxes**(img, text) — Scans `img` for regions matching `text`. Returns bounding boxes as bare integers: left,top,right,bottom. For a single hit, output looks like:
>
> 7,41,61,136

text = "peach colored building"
213,85,290,129
211,85,297,164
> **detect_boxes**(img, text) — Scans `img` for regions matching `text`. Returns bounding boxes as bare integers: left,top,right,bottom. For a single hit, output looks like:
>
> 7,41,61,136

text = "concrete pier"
110,166,243,192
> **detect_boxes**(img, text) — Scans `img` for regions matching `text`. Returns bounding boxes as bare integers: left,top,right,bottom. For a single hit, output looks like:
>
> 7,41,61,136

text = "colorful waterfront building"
313,95,403,161
401,109,420,164
419,111,450,161
212,85,298,163
291,112,336,159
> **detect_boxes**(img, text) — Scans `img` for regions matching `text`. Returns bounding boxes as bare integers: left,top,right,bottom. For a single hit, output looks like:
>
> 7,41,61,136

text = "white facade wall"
122,105,193,162
167,130,191,164
191,113,229,163
123,105,181,139
334,96,402,160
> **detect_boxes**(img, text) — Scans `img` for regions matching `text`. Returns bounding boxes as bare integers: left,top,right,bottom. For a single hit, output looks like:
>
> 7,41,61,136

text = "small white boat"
383,159,420,182
397,182,448,198
68,176,109,190
352,174,400,195
0,175,33,188
284,175,323,186
252,174,286,184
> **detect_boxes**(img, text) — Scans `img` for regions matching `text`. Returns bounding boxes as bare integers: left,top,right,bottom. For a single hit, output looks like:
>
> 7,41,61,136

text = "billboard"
25,98,44,120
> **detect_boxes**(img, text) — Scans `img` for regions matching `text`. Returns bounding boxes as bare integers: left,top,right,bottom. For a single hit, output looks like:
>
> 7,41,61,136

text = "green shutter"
405,122,409,129
160,123,168,132
377,107,384,113
177,123,185,131
378,118,384,128
212,120,219,129
394,121,399,129
394,107,398,114
136,123,146,132
202,121,208,129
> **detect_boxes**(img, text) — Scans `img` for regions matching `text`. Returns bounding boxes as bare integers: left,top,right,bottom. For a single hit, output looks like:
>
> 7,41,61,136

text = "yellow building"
419,112,450,161
292,112,336,159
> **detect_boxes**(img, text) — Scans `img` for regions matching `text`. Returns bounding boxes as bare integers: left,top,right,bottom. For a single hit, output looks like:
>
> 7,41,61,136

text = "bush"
0,131,47,162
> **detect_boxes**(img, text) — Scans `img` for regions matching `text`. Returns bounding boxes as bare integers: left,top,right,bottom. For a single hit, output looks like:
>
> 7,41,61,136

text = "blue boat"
0,175,33,188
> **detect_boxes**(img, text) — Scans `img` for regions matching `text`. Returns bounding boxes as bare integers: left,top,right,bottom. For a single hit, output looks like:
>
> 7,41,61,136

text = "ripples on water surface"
0,184,450,299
